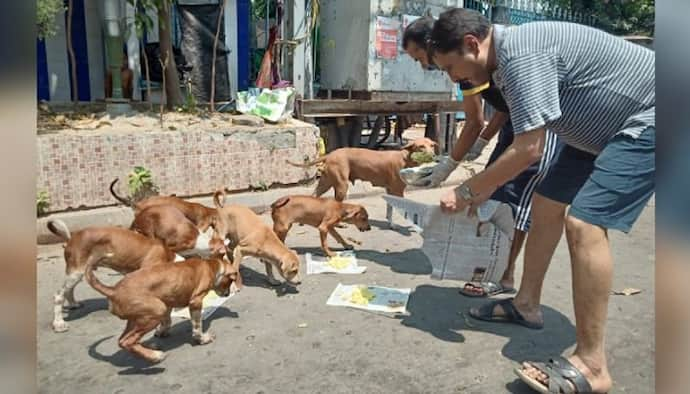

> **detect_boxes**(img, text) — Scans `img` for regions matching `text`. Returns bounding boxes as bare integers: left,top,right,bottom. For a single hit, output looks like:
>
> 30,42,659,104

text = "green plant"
176,77,199,114
127,166,160,202
252,180,269,191
37,0,65,40
37,191,51,216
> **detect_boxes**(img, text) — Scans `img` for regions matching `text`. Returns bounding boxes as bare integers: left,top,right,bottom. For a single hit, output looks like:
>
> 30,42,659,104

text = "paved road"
37,186,654,393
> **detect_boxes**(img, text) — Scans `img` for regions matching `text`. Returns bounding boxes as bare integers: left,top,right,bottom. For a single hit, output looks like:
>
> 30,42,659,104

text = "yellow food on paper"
343,286,376,305
326,255,352,269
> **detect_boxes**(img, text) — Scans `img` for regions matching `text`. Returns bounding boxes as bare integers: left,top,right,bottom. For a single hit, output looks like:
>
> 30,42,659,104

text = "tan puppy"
47,220,175,333
85,257,238,363
110,178,222,232
287,138,437,200
212,202,301,286
271,195,371,257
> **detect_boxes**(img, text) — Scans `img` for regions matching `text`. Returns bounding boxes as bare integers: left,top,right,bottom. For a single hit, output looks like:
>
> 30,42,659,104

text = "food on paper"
326,283,411,313
306,252,367,275
344,286,376,305
327,255,353,270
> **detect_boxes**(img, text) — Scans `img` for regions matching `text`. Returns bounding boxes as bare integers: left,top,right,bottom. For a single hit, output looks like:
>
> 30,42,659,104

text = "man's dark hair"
428,8,491,55
402,16,434,50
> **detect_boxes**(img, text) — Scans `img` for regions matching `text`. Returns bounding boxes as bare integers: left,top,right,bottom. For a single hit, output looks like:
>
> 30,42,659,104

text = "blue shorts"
536,145,597,205
567,127,655,233
487,121,562,232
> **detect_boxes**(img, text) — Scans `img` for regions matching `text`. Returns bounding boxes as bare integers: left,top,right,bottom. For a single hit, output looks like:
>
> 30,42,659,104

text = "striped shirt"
492,22,655,155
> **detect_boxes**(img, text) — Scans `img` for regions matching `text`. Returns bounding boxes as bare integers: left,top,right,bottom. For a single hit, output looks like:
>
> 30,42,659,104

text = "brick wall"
37,122,320,212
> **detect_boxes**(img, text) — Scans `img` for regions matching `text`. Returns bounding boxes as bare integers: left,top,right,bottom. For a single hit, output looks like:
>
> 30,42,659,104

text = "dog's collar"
213,262,226,288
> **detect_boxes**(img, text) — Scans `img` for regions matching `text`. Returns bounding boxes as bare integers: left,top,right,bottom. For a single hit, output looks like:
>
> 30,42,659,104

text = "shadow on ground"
62,297,109,323
397,284,576,363
367,219,415,237
87,307,238,373
237,265,299,296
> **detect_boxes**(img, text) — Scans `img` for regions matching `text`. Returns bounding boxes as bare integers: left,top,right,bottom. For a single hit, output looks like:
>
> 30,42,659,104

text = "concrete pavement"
36,184,654,393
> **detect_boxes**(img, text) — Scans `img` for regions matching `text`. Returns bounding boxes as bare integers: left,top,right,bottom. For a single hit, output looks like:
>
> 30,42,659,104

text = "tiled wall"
37,125,320,212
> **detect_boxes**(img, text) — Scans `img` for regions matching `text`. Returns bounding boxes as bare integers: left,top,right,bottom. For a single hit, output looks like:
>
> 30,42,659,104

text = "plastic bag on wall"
237,87,295,122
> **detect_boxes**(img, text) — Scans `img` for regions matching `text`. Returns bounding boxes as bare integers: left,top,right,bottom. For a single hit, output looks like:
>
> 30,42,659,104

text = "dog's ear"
401,140,415,151
341,206,358,220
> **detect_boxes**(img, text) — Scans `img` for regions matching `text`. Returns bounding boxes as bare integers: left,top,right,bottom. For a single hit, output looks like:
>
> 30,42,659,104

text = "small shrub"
127,166,160,203
37,190,50,216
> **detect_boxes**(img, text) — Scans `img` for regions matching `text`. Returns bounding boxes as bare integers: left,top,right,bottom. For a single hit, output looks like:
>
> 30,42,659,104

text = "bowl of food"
400,151,438,186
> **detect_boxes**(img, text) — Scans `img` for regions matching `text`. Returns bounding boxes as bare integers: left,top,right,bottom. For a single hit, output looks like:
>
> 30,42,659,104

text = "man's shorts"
535,145,597,205
488,121,562,233
567,127,655,233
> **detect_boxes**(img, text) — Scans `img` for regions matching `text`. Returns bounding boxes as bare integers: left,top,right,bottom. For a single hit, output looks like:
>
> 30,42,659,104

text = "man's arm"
479,110,509,141
463,127,546,200
449,93,484,161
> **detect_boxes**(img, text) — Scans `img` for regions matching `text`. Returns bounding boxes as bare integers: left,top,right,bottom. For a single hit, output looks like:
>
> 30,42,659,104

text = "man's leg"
519,127,655,393
499,193,567,324
499,228,524,288
470,144,596,323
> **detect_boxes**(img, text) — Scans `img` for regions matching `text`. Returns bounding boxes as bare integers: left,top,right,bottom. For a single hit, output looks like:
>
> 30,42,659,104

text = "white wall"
44,12,71,101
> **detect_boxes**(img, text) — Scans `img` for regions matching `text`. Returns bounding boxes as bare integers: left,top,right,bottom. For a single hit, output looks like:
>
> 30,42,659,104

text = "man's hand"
417,156,459,188
440,187,469,213
440,184,495,214
464,137,489,161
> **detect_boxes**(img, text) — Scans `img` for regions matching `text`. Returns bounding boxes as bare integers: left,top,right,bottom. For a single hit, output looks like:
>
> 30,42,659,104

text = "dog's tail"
109,178,131,206
270,196,290,210
285,156,327,168
213,189,227,209
84,257,116,298
47,219,71,241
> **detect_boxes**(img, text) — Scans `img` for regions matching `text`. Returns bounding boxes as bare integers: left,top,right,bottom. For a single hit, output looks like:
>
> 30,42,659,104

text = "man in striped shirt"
429,8,654,394
402,17,587,299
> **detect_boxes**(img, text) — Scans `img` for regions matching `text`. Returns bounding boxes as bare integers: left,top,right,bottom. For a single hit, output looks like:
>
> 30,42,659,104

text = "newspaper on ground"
326,283,411,313
306,250,367,275
383,195,513,285
170,290,235,320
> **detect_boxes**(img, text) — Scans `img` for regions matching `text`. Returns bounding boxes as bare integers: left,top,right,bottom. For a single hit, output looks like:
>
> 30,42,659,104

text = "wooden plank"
298,99,464,117
316,90,453,101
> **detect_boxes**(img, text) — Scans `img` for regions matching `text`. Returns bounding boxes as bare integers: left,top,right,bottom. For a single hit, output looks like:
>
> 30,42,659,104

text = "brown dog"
85,256,238,363
287,138,437,200
212,202,302,286
130,204,224,257
271,195,371,257
129,204,241,291
110,178,221,232
47,219,175,333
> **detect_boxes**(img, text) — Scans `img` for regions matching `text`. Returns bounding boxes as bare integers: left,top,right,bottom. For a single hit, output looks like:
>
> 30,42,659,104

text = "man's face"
432,34,490,85
405,41,435,70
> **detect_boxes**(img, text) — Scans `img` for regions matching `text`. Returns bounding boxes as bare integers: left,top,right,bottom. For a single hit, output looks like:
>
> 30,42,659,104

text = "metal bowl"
399,164,436,186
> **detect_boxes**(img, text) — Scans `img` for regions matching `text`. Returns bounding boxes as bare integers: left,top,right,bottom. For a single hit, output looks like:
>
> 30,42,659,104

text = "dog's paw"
52,320,69,333
195,332,215,345
149,350,167,364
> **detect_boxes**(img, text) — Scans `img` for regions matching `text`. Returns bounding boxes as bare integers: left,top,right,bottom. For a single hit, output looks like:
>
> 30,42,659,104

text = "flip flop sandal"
468,297,544,329
459,282,516,298
514,356,594,393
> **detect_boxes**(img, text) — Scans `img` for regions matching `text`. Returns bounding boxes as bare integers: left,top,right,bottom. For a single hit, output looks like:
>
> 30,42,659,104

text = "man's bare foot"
519,354,612,393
